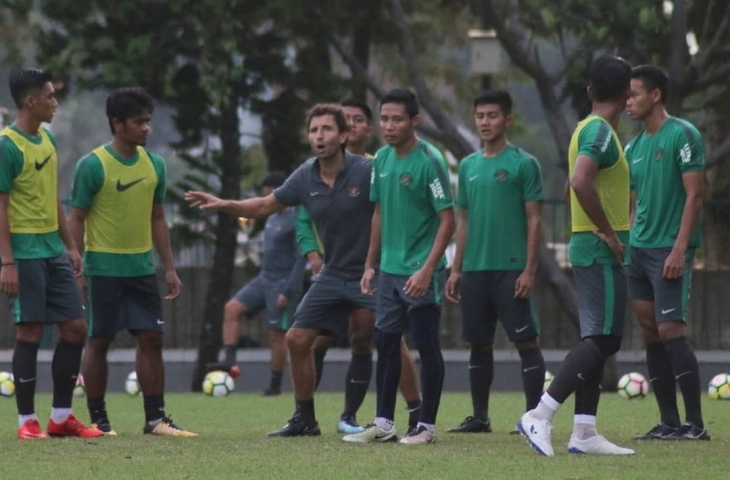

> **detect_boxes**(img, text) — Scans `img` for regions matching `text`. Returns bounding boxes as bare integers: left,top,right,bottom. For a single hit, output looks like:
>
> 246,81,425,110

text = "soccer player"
344,88,455,445
68,87,196,437
445,90,546,434
208,171,306,396
625,65,708,440
0,68,102,439
186,104,378,437
518,56,635,456
297,98,423,434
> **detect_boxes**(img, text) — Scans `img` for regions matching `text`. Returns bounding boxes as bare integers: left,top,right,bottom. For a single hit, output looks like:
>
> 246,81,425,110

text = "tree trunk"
191,101,243,391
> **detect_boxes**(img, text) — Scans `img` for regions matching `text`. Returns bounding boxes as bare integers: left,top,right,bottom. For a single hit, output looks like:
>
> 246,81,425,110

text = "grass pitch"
0,391,727,479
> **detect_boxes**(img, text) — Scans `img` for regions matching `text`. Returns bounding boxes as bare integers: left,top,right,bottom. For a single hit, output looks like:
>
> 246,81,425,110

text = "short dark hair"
380,88,419,117
340,97,373,122
259,171,287,189
305,103,348,133
106,87,155,134
473,90,513,115
588,56,632,102
8,68,54,108
631,65,670,104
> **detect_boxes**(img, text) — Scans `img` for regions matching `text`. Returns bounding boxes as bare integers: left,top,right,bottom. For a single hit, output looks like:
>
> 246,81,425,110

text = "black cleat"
667,422,710,441
447,416,492,433
405,424,419,437
633,423,679,440
267,416,321,437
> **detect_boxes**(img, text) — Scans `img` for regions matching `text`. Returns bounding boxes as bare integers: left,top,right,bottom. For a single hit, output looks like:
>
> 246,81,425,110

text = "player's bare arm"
0,192,18,297
67,207,89,296
445,208,467,303
151,202,181,300
571,155,624,263
56,200,83,277
361,203,381,295
185,191,286,219
663,171,703,279
515,201,542,299
404,207,455,298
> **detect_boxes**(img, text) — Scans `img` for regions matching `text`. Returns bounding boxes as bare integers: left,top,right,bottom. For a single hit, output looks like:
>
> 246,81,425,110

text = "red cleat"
47,414,104,438
206,362,240,378
229,365,241,378
18,419,49,440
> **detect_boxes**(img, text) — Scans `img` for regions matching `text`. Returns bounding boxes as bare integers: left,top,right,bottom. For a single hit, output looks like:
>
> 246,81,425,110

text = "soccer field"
1,392,727,479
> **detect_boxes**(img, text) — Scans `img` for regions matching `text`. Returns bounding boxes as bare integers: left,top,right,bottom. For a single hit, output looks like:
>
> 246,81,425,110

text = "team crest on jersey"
400,173,412,185
347,186,360,197
654,148,664,161
494,169,509,182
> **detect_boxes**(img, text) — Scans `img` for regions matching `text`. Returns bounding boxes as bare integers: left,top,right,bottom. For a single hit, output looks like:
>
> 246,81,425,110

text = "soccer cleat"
568,434,635,455
267,416,321,437
18,419,49,440
405,424,419,437
633,423,678,440
667,422,710,441
262,388,281,397
47,414,104,438
143,416,197,437
337,415,364,434
509,422,521,435
517,411,554,456
206,362,240,378
447,416,492,433
399,425,435,444
91,419,118,436
342,423,396,443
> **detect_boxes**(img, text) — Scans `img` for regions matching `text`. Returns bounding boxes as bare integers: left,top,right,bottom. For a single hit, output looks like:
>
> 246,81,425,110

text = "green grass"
1,392,727,479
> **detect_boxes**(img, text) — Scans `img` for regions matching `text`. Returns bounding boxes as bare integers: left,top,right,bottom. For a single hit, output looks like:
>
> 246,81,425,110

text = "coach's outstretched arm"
185,191,286,219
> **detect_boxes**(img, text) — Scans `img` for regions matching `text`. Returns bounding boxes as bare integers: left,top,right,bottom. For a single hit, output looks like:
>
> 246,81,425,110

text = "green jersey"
70,144,167,276
0,126,66,259
371,139,453,275
456,144,544,271
568,115,630,267
625,116,704,249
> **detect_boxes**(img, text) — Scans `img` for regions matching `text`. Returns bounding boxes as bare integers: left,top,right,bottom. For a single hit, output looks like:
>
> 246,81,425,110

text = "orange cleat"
47,414,104,438
18,419,49,440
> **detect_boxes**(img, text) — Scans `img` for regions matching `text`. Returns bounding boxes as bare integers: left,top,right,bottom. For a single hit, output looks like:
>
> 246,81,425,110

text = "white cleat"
342,423,397,444
399,425,435,444
568,434,635,455
518,411,554,456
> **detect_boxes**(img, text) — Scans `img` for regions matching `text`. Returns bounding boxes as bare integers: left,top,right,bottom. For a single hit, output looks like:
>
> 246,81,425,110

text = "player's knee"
587,335,622,357
469,342,493,352
312,333,334,352
224,300,245,319
138,331,164,351
58,319,88,343
349,330,373,353
286,329,313,356
657,321,686,342
15,324,45,343
514,337,538,352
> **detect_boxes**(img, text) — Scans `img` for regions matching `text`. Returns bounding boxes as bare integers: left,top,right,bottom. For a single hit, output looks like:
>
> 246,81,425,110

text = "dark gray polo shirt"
274,153,373,279
260,207,307,298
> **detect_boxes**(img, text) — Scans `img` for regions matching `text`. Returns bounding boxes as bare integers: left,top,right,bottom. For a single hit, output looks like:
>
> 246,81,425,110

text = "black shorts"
460,270,540,344
574,263,627,339
375,271,442,334
628,247,694,322
87,275,163,337
8,254,85,324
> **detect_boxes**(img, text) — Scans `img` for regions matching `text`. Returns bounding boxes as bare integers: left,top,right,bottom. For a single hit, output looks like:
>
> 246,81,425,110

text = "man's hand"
360,267,376,295
185,191,224,210
404,267,433,299
307,251,323,276
663,247,686,279
276,293,289,309
514,270,535,299
0,264,19,297
445,271,461,303
594,231,625,264
67,249,84,277
77,275,88,299
164,269,182,300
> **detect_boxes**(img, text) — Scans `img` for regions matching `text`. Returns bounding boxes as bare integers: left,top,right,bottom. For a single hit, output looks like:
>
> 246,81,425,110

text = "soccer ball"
707,373,730,400
0,371,15,398
617,372,649,400
125,371,141,396
202,371,234,397
543,371,554,391
73,374,85,398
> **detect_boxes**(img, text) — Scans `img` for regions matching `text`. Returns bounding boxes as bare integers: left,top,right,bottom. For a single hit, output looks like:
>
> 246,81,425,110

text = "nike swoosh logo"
309,192,320,196
515,326,529,333
407,407,421,413
632,158,644,164
469,175,479,181
349,379,369,384
523,366,540,373
577,373,585,381
374,432,392,439
661,308,676,315
467,364,482,369
675,371,692,380
156,319,165,325
649,377,659,383
116,177,146,192
18,377,36,383
35,154,52,171
379,173,389,177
